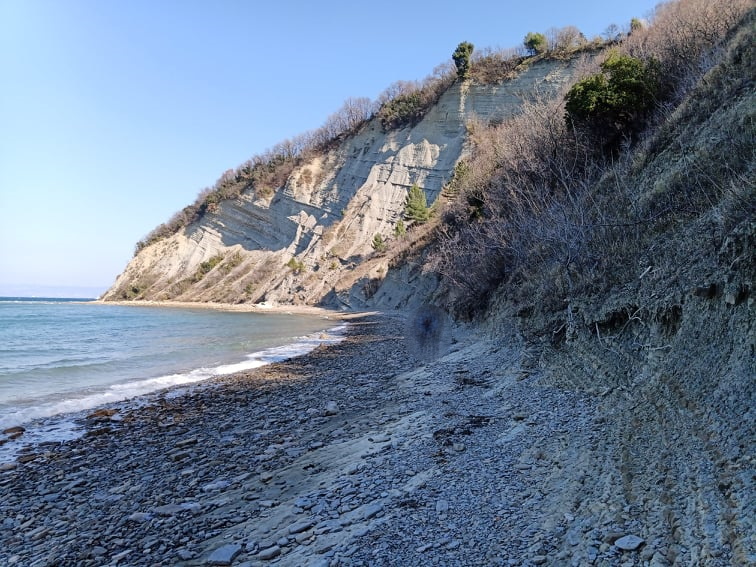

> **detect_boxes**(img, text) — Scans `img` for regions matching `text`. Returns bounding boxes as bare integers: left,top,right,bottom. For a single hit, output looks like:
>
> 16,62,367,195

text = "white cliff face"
104,58,581,307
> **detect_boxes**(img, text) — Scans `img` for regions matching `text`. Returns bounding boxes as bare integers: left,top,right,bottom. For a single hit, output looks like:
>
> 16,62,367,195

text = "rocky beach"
2,2,753,565
4,312,745,567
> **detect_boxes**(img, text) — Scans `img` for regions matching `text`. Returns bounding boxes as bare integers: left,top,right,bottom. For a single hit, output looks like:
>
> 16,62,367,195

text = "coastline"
0,303,356,458
0,313,595,566
95,299,365,320
0,313,740,566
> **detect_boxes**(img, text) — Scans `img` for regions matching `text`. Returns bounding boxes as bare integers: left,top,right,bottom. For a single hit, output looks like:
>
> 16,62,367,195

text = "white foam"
0,323,347,461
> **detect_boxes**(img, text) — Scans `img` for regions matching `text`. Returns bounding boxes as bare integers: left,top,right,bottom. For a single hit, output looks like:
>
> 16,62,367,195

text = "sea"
0,297,345,460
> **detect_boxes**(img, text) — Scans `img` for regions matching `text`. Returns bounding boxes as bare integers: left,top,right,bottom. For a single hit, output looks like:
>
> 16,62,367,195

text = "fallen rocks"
0,314,741,567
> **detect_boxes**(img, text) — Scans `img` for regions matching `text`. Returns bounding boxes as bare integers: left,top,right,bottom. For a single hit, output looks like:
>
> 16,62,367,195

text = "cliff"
97,6,754,563
102,57,582,308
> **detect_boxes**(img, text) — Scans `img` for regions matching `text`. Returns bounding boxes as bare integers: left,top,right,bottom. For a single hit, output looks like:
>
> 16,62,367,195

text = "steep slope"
478,14,755,564
103,57,583,307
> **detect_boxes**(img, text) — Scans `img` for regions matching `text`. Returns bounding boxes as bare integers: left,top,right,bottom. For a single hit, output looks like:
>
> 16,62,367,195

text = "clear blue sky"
0,0,660,297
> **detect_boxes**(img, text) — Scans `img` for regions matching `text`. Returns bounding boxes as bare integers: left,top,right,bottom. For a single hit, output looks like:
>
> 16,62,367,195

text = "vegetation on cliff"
133,22,623,257
123,0,753,323
430,0,753,325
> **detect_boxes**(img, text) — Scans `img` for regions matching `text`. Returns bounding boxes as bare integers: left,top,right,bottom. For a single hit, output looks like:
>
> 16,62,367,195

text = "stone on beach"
615,534,645,551
206,543,242,565
87,408,118,419
257,545,281,560
2,426,25,435
127,512,152,523
324,401,339,416
289,519,315,534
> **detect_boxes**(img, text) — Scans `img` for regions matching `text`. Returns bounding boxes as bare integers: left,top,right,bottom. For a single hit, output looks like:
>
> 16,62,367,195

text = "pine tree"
405,184,430,223
452,41,474,80
524,32,547,55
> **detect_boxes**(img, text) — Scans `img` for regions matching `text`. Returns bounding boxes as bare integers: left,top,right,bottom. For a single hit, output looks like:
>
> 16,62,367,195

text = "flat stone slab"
288,519,315,534
615,534,644,551
257,545,281,560
206,543,241,565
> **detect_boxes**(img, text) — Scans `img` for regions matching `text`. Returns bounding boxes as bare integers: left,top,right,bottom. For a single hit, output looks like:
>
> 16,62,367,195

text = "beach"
0,313,734,566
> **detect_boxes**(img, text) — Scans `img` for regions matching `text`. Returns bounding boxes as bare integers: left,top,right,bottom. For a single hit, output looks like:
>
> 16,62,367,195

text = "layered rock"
103,58,582,307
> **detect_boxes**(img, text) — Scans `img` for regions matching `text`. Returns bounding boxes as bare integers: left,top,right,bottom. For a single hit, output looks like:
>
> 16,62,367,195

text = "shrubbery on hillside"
430,0,753,318
376,67,455,131
565,52,660,150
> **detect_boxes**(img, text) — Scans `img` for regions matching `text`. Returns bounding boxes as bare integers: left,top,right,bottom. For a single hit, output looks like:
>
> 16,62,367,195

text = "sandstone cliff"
103,58,582,308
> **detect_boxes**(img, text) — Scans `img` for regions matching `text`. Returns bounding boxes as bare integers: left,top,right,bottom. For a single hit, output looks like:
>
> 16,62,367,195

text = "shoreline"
0,313,742,566
95,299,371,320
2,313,592,567
0,314,356,460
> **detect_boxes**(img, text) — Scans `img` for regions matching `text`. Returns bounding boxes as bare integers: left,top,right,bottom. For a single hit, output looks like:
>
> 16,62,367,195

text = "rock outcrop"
103,58,583,308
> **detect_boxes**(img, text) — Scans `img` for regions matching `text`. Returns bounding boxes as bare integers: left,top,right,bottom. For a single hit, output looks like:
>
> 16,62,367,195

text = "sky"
0,0,662,298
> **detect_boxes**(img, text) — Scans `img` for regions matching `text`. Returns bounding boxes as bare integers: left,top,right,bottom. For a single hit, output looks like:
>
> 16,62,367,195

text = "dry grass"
428,0,754,325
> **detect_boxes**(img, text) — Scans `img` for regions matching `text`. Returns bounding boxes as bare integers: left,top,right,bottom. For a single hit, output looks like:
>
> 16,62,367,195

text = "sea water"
0,298,344,454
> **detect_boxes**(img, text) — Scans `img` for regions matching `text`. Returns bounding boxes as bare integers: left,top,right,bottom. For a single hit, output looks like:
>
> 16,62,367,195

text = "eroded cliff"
103,58,582,307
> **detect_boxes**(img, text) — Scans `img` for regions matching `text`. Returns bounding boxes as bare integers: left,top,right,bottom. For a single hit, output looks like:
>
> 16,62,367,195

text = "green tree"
564,51,659,149
394,219,406,238
405,184,430,223
630,18,644,34
524,32,547,55
372,233,387,252
452,41,474,80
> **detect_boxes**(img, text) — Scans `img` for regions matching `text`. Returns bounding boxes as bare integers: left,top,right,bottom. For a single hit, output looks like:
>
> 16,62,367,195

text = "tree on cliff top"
453,41,474,80
524,32,547,55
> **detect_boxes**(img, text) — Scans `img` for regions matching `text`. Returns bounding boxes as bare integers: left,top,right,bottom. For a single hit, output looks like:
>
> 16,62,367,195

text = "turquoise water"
0,298,343,433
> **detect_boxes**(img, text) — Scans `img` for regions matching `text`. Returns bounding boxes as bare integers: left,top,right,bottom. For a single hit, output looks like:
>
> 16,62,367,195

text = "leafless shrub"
624,0,752,100
429,91,602,316
546,26,587,53
469,47,524,84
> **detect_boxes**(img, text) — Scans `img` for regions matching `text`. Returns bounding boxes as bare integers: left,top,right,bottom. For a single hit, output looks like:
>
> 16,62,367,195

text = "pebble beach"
0,314,707,566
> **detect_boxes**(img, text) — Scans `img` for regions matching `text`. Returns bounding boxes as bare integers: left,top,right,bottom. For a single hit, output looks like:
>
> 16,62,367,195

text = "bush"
623,0,751,99
376,66,456,131
524,32,548,55
286,258,306,274
405,184,430,223
564,52,660,149
191,254,224,283
372,233,387,252
394,219,407,238
378,91,425,130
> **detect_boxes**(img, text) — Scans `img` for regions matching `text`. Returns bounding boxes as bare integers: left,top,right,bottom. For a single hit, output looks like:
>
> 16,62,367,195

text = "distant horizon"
0,296,98,300
0,284,105,299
